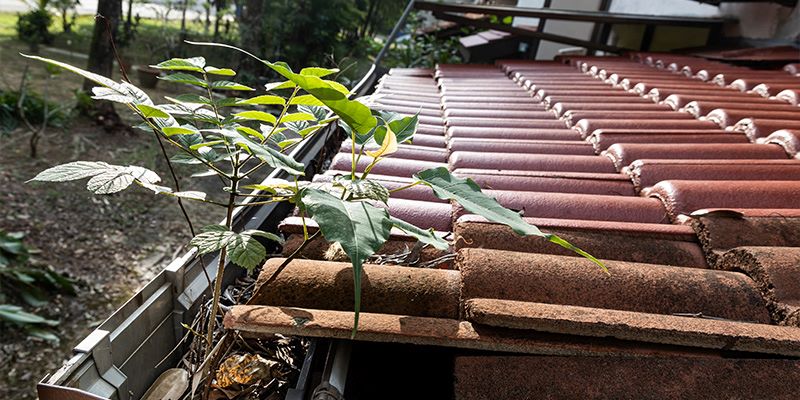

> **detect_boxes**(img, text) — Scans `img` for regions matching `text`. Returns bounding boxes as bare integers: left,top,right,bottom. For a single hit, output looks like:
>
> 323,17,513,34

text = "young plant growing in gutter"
24,43,605,355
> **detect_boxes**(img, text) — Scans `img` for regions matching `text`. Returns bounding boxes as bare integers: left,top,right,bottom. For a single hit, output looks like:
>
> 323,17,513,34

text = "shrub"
16,9,54,52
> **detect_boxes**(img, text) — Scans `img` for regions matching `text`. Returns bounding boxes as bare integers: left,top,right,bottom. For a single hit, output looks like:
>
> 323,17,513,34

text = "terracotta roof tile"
229,58,800,391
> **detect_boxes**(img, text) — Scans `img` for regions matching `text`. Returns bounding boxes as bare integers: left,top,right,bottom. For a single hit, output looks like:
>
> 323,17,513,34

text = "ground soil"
1,41,226,399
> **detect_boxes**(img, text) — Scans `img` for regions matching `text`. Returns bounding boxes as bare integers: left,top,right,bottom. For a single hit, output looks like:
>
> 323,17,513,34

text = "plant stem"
205,188,237,356
389,181,422,193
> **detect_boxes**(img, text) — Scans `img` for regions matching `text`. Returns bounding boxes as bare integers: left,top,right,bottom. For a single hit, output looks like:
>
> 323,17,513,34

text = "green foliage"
380,12,466,69
0,87,71,136
24,45,603,342
16,8,54,50
0,230,75,342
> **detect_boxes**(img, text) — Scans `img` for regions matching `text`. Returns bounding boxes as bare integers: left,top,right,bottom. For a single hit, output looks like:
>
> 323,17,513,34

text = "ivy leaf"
237,95,286,106
414,167,607,272
298,188,392,337
210,81,255,91
389,217,449,251
333,176,389,203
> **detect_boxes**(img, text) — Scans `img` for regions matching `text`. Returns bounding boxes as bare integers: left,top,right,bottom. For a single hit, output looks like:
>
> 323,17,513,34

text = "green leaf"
299,188,392,337
289,94,325,107
265,80,296,91
27,327,60,342
185,41,377,134
380,114,418,145
162,125,200,136
204,66,236,76
415,167,544,236
210,81,255,91
242,229,285,244
277,138,302,149
234,111,277,125
86,166,159,195
190,225,279,272
237,95,286,106
150,58,205,72
334,176,389,203
414,167,606,272
21,54,152,106
0,305,58,326
298,125,324,138
136,104,170,119
236,126,264,140
300,67,339,77
279,112,315,124
232,136,305,175
91,86,136,104
389,217,449,251
28,161,113,182
159,73,208,88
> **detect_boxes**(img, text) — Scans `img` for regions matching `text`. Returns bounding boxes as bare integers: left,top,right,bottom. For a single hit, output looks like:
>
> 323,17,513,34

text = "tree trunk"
83,0,123,131
360,0,377,39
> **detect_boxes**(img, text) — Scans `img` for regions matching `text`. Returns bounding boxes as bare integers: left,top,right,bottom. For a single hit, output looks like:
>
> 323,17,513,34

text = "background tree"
83,0,123,130
50,0,81,33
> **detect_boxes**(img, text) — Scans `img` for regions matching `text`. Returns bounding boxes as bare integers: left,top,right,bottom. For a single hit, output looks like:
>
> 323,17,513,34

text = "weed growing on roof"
23,42,604,368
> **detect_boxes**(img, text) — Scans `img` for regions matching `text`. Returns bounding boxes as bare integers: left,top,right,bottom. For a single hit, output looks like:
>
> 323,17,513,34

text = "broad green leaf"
172,93,210,105
190,225,278,272
22,54,152,106
237,95,286,106
366,123,398,159
279,112,315,124
91,87,136,104
159,73,208,88
232,136,305,176
211,97,241,108
236,126,264,140
162,125,199,136
415,167,544,237
265,80,296,91
136,104,170,119
333,176,389,203
185,41,377,134
210,81,255,91
28,161,113,182
375,114,418,145
389,217,449,251
242,229,285,244
300,67,339,77
204,66,236,76
86,169,135,194
277,138,302,149
0,305,58,326
189,140,224,151
298,188,392,336
234,111,277,125
224,232,267,271
298,125,324,137
150,58,205,72
185,41,377,133
289,94,325,107
414,167,606,272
